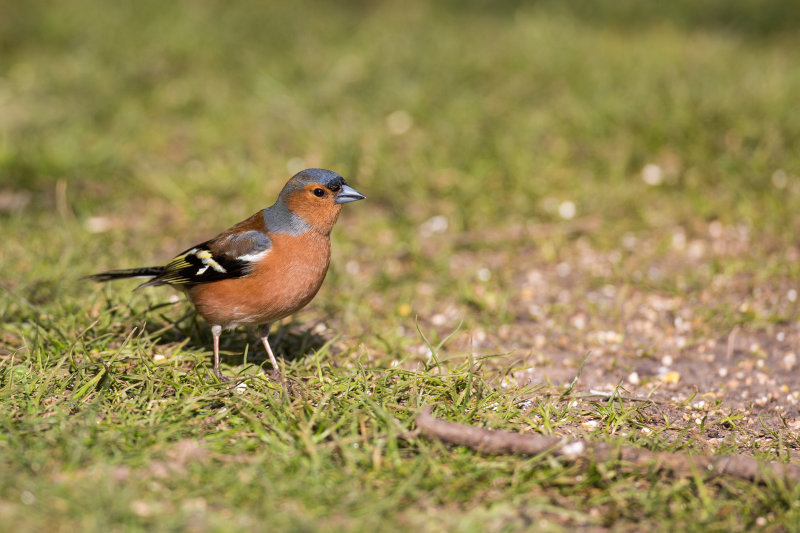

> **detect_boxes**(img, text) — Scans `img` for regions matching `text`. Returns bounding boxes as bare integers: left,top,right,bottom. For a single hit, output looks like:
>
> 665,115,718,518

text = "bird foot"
214,371,233,383
267,368,299,394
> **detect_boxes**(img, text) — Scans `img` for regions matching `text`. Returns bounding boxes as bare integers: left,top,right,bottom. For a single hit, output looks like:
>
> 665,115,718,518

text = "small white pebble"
788,289,798,303
85,216,113,233
708,220,723,239
181,498,207,513
642,164,663,186
235,382,248,393
570,314,586,330
661,355,673,366
419,215,448,236
345,260,360,275
561,441,585,457
622,233,637,249
601,285,616,297
431,313,447,326
672,232,686,250
687,241,705,259
130,500,151,517
628,372,640,385
477,268,491,282
386,110,413,135
21,491,35,505
558,201,576,220
772,169,787,189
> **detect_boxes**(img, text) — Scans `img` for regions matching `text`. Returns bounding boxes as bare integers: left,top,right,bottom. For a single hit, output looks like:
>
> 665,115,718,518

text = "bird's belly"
188,233,331,327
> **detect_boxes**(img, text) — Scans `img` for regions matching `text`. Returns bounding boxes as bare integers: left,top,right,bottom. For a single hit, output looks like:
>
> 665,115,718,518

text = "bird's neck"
284,196,342,236
262,202,341,236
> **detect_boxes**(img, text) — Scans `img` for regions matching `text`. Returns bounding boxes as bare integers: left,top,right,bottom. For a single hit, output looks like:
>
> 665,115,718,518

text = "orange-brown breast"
188,231,331,327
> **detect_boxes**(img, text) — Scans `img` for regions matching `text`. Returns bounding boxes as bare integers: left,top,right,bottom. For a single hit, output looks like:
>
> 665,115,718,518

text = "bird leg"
259,323,282,380
211,324,231,382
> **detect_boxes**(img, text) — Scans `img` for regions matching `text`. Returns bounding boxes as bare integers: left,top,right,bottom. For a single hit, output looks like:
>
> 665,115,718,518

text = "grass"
3,0,800,530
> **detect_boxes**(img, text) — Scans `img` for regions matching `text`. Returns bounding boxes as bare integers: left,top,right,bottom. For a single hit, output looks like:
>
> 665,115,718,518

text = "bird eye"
313,188,325,197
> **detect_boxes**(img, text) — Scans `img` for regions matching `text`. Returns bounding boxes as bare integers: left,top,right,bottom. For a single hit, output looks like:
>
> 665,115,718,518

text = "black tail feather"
84,267,165,283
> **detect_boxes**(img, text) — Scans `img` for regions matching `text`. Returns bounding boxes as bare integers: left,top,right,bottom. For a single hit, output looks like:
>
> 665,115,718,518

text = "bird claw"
214,371,233,383
266,369,299,394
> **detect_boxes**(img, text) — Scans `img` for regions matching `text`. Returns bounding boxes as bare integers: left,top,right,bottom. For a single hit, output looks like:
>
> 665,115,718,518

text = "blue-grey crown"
292,168,346,190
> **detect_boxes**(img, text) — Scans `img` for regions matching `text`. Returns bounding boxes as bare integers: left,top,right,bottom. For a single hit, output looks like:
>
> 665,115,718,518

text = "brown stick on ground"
415,407,800,484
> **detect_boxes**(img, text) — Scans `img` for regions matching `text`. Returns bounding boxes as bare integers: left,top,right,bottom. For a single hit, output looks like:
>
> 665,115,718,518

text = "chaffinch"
88,168,365,381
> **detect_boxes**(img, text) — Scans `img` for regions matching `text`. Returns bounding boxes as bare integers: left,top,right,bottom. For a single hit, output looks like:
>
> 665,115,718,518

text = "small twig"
416,407,800,484
535,392,663,404
588,388,622,398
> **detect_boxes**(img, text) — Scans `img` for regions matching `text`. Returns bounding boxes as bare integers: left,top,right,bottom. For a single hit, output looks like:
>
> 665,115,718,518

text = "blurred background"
2,0,799,346
3,2,800,529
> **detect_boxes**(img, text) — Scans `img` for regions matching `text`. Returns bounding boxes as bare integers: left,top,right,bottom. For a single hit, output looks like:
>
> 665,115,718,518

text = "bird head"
276,168,365,234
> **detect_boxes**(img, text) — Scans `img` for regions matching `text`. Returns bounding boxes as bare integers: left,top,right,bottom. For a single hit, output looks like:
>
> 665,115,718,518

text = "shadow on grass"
142,309,329,370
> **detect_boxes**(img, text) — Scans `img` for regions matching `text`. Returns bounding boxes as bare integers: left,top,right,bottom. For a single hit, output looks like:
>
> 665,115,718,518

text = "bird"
86,168,365,382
